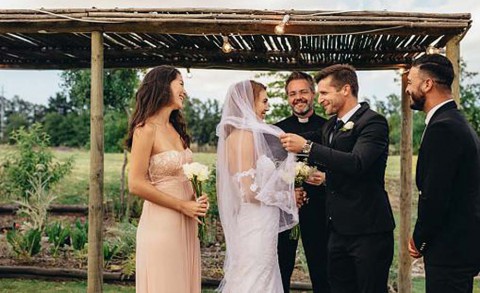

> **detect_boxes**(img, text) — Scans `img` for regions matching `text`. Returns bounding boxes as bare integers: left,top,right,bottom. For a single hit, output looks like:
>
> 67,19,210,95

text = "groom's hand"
306,171,325,186
280,133,306,153
408,238,422,258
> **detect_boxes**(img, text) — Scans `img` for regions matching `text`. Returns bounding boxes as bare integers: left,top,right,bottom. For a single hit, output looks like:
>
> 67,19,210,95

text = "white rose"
342,121,354,131
183,162,210,181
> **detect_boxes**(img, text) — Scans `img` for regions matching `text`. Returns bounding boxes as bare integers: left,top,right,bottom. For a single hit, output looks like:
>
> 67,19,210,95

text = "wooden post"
88,30,104,293
398,70,412,293
446,35,461,105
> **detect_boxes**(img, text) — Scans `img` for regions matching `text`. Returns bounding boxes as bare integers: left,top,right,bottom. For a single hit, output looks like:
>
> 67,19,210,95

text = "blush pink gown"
136,149,201,293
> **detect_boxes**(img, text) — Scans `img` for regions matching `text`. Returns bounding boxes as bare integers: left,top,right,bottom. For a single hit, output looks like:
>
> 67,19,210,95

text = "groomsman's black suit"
305,102,395,293
275,113,329,293
413,100,480,292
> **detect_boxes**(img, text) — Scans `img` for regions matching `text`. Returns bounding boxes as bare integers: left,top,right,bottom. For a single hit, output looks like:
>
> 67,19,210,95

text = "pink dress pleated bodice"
136,149,201,293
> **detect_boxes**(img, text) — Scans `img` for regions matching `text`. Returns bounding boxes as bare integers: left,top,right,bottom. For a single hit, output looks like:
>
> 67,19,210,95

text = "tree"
60,69,140,112
460,61,480,136
47,92,72,115
184,97,222,146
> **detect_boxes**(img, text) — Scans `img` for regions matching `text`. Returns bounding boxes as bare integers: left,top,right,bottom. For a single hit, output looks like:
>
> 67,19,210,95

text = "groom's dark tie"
329,119,344,144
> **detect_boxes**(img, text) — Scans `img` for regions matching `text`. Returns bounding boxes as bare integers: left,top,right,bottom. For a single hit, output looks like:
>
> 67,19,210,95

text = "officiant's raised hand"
279,133,306,153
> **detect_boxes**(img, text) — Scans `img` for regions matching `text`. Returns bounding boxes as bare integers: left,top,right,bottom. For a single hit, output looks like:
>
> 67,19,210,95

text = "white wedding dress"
216,81,298,293
222,156,283,293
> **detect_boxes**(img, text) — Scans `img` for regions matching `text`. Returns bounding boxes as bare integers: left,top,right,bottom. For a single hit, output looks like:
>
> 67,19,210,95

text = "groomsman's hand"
279,133,307,153
306,171,326,186
408,238,422,258
294,187,307,208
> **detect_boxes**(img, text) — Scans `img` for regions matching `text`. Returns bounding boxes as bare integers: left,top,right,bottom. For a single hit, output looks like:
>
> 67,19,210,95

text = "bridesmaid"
126,65,208,293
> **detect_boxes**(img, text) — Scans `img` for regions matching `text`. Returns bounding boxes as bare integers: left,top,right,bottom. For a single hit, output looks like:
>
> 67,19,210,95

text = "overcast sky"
0,0,479,105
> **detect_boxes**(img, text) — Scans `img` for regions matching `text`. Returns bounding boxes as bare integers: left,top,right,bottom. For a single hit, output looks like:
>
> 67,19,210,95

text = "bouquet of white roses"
290,160,317,240
182,162,210,239
295,161,317,188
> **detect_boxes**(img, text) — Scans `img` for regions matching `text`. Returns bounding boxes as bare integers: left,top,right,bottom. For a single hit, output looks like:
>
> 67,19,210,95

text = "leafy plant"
14,170,57,232
121,253,136,279
45,221,70,256
71,219,88,251
201,164,220,246
6,227,42,259
0,123,73,200
105,220,137,258
103,240,120,268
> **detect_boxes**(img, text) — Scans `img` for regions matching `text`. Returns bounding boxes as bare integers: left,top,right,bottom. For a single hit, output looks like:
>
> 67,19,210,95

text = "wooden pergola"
0,8,471,293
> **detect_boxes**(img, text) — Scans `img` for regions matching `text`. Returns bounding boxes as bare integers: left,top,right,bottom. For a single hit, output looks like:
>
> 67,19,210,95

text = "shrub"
0,123,74,200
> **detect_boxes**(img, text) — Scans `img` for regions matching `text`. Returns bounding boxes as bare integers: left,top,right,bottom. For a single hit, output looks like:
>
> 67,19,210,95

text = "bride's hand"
180,199,208,224
295,187,307,208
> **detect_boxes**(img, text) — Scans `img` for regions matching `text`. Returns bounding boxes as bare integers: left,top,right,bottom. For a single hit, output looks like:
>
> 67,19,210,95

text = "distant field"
0,145,415,205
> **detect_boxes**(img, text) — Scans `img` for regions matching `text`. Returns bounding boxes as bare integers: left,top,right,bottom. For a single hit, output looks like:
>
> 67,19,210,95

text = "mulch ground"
0,177,423,283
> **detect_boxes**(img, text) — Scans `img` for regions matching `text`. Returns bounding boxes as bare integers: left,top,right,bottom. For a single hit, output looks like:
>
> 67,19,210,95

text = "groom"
280,64,395,293
275,71,329,293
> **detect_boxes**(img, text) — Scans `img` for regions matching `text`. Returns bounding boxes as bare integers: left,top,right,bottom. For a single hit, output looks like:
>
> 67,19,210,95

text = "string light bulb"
274,14,290,35
426,46,444,55
186,68,193,79
222,36,233,53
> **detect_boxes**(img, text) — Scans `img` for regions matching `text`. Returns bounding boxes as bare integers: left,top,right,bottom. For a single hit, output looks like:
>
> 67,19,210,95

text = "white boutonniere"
341,121,354,131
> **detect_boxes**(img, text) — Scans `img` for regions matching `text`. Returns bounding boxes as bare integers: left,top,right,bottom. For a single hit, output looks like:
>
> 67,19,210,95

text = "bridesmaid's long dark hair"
125,65,191,150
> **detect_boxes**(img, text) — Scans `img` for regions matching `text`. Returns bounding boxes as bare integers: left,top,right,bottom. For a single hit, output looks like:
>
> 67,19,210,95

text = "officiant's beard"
292,99,312,116
409,91,426,111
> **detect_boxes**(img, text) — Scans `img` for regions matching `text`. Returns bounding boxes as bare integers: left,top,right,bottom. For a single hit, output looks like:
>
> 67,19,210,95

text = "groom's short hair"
315,64,359,98
285,71,315,94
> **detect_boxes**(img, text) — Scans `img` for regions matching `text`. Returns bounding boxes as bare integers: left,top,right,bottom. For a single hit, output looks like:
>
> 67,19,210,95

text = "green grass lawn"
0,279,217,293
1,278,477,292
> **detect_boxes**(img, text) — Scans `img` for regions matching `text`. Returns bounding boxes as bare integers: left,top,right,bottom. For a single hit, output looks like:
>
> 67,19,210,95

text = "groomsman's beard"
409,93,426,111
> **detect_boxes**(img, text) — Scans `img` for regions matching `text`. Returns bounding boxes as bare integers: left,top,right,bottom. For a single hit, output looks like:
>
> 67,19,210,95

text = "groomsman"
406,54,480,293
280,64,395,293
275,71,329,293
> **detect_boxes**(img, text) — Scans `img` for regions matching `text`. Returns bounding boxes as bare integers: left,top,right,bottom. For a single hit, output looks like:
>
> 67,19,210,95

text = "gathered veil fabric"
216,80,298,292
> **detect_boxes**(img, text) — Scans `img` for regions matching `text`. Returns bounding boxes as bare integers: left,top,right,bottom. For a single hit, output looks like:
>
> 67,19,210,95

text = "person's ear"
342,84,350,96
423,78,434,93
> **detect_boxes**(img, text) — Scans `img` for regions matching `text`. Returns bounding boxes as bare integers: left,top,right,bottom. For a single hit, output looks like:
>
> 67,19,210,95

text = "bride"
216,80,299,292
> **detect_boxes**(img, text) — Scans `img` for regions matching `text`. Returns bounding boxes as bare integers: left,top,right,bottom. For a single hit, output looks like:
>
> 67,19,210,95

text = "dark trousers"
327,229,393,293
425,264,480,293
278,195,330,292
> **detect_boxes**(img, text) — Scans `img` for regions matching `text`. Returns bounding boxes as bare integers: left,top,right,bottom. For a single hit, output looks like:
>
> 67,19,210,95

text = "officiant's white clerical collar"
298,117,309,123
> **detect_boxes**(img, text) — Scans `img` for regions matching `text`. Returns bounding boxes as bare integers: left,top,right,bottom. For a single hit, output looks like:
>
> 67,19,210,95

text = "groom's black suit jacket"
413,100,480,267
305,102,395,235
